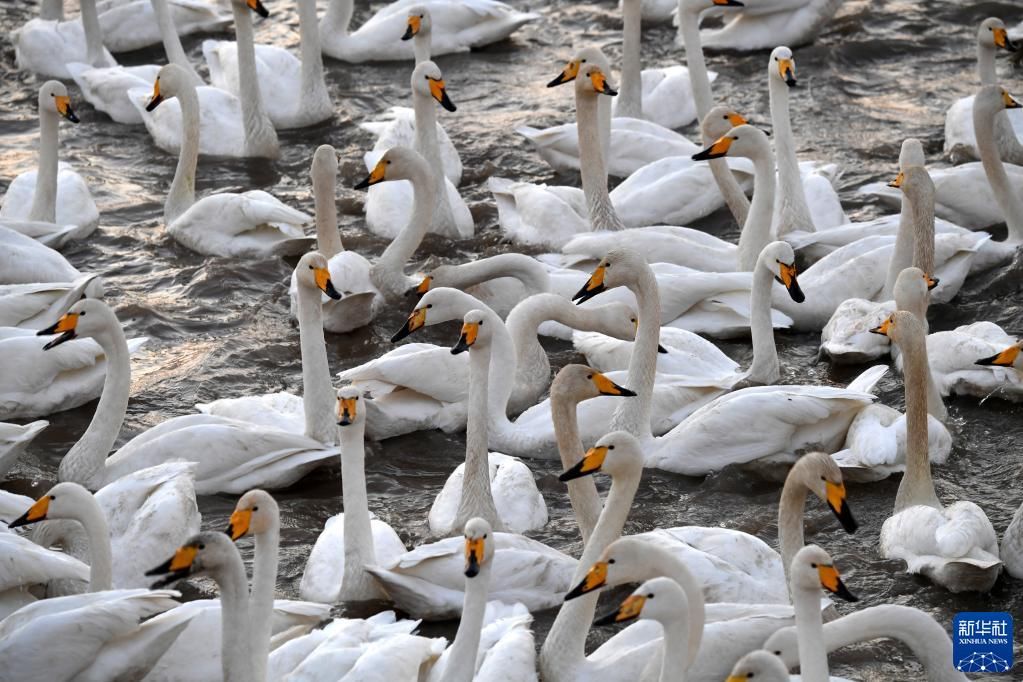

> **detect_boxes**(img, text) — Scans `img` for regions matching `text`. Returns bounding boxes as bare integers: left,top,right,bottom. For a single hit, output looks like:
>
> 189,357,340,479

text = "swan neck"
297,0,328,109
80,0,106,67
455,344,502,532
297,278,336,444
550,393,600,544
975,100,1023,243
793,583,829,682
339,420,377,600
28,107,59,223
910,188,935,276
231,1,277,155
446,562,492,682
770,76,814,235
746,257,780,384
737,149,777,271
598,95,611,185
610,269,659,438
618,0,644,119
312,164,343,259
895,329,941,512
414,29,431,64
250,513,279,682
78,496,114,592
977,41,996,85
660,617,690,682
153,0,202,83
577,90,623,231
216,551,256,682
166,82,200,224
777,475,809,588
40,0,63,21
883,192,916,299
678,8,712,118
373,163,434,298
643,550,706,666
323,0,353,36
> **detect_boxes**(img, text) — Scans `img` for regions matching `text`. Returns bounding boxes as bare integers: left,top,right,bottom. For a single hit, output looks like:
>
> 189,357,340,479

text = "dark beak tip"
353,178,371,190
656,344,668,354
7,512,32,529
975,355,998,366
401,28,415,41
790,286,806,304
617,387,637,397
324,281,342,300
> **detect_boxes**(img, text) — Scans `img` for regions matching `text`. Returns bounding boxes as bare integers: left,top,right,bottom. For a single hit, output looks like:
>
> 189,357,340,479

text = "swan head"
886,165,934,207
898,138,925,169
411,61,456,112
38,81,78,123
976,341,1022,368
701,105,756,140
355,146,431,190
979,17,1016,52
145,64,197,112
575,64,618,98
226,489,278,541
593,576,687,628
769,46,797,88
558,430,643,482
312,144,340,180
692,124,769,162
572,248,647,304
565,535,669,599
8,482,93,529
462,517,493,578
726,649,793,682
547,46,611,87
147,531,239,587
758,241,805,304
391,286,481,342
790,544,858,602
335,385,366,427
551,365,636,404
893,266,937,311
402,6,430,41
295,252,341,300
789,452,857,534
974,85,1022,122
451,308,498,354
870,310,925,346
37,298,119,350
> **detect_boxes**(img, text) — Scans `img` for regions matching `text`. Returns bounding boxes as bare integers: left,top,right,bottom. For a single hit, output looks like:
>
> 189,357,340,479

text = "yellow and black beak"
145,78,163,112
247,0,269,18
451,320,479,355
226,508,252,541
54,94,79,123
1003,90,1022,110
559,445,608,482
993,27,1017,51
354,158,388,190
976,343,1021,367
818,563,858,602
924,274,939,291
869,315,894,337
589,69,617,96
407,275,432,298
594,593,645,626
402,14,421,41
692,135,734,161
564,560,608,600
314,267,342,300
887,171,904,189
712,0,745,6
547,59,580,88
778,58,797,87
391,306,428,342
591,372,636,397
572,264,607,304
775,260,805,303
824,480,858,534
337,396,358,426
428,77,457,112
37,312,80,350
726,111,749,127
464,535,485,578
146,543,200,587
7,495,51,529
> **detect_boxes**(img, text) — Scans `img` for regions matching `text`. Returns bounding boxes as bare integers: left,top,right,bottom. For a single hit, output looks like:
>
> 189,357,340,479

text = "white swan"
67,0,205,126
0,227,88,286
422,518,538,682
299,387,410,604
204,0,333,129
38,257,341,495
13,0,115,79
365,61,473,240
0,528,90,620
872,311,1002,591
320,0,538,62
0,420,47,479
944,18,1023,165
699,0,844,52
97,0,230,53
129,0,280,158
143,64,312,258
0,276,101,331
964,336,1023,400
0,81,99,246
1003,500,1023,579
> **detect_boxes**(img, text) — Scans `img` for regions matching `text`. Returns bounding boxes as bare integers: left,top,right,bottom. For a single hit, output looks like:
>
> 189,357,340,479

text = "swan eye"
483,533,488,539
386,160,392,165
252,506,259,512
810,562,818,568
354,396,359,401
198,543,206,550
773,651,781,656
308,265,313,270
820,475,826,481
749,673,756,679
608,558,616,564
586,374,593,379
608,445,615,450
50,495,56,500
478,320,484,326
722,114,728,119
647,593,654,598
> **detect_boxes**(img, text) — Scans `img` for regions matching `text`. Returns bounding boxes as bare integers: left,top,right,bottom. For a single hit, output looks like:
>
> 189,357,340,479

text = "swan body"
96,0,230,53
0,532,90,620
320,0,538,63
699,0,844,51
901,322,1023,401
13,0,116,78
574,326,740,376
830,403,952,481
1003,502,1023,579
0,420,46,479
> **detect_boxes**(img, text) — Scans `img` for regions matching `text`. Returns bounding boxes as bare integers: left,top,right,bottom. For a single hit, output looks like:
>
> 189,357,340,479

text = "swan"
67,0,205,126
97,0,230,53
871,311,1002,592
365,61,473,240
129,0,280,158
9,472,199,592
203,0,333,129
763,604,967,682
13,0,115,78
143,64,312,258
0,528,90,620
421,518,538,682
0,81,99,246
319,0,538,62
0,276,101,331
299,388,411,604
1002,500,1023,579
965,336,1023,400
38,256,341,495
0,227,88,286
970,85,1023,245
944,18,1023,165
699,0,845,52
0,420,47,479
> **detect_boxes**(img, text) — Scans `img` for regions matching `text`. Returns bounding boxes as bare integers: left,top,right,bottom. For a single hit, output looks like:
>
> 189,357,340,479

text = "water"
2,0,1023,679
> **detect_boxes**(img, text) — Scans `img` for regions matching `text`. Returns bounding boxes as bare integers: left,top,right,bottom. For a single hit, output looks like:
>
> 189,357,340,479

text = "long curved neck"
339,419,377,599
977,40,996,85
152,0,203,85
659,615,690,682
250,512,279,682
76,496,114,592
577,89,623,231
975,102,1023,243
322,0,353,37
883,191,916,300
737,147,777,271
414,28,431,64
446,561,492,682
769,76,814,235
777,472,809,589
634,548,705,666
793,583,829,682
448,255,550,296
550,392,601,544
895,328,941,512
80,0,106,67
231,1,277,155
455,342,503,533
598,93,611,186
165,83,200,224
610,268,660,439
412,88,454,229
910,188,935,277
28,106,59,223
216,553,256,682
312,167,343,259
297,0,328,110
618,0,644,119
746,259,780,384
297,280,336,444
58,328,131,488
372,164,435,298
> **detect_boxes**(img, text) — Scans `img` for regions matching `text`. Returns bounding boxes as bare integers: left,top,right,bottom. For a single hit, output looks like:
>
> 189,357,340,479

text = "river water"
1,0,1022,679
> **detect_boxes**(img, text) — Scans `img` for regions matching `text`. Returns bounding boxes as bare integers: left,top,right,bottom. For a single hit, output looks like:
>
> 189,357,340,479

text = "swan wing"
197,390,306,433
488,177,590,248
300,514,407,604
0,532,90,594
820,297,895,364
339,344,470,404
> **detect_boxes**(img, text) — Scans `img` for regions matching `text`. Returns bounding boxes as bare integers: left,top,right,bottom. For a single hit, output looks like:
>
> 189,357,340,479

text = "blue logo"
953,612,1013,673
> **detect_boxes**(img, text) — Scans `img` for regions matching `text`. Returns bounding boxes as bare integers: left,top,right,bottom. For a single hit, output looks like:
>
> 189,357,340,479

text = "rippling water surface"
2,0,1023,678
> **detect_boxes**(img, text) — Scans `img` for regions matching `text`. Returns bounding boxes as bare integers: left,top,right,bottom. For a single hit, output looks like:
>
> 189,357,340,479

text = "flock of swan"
1,0,1022,680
